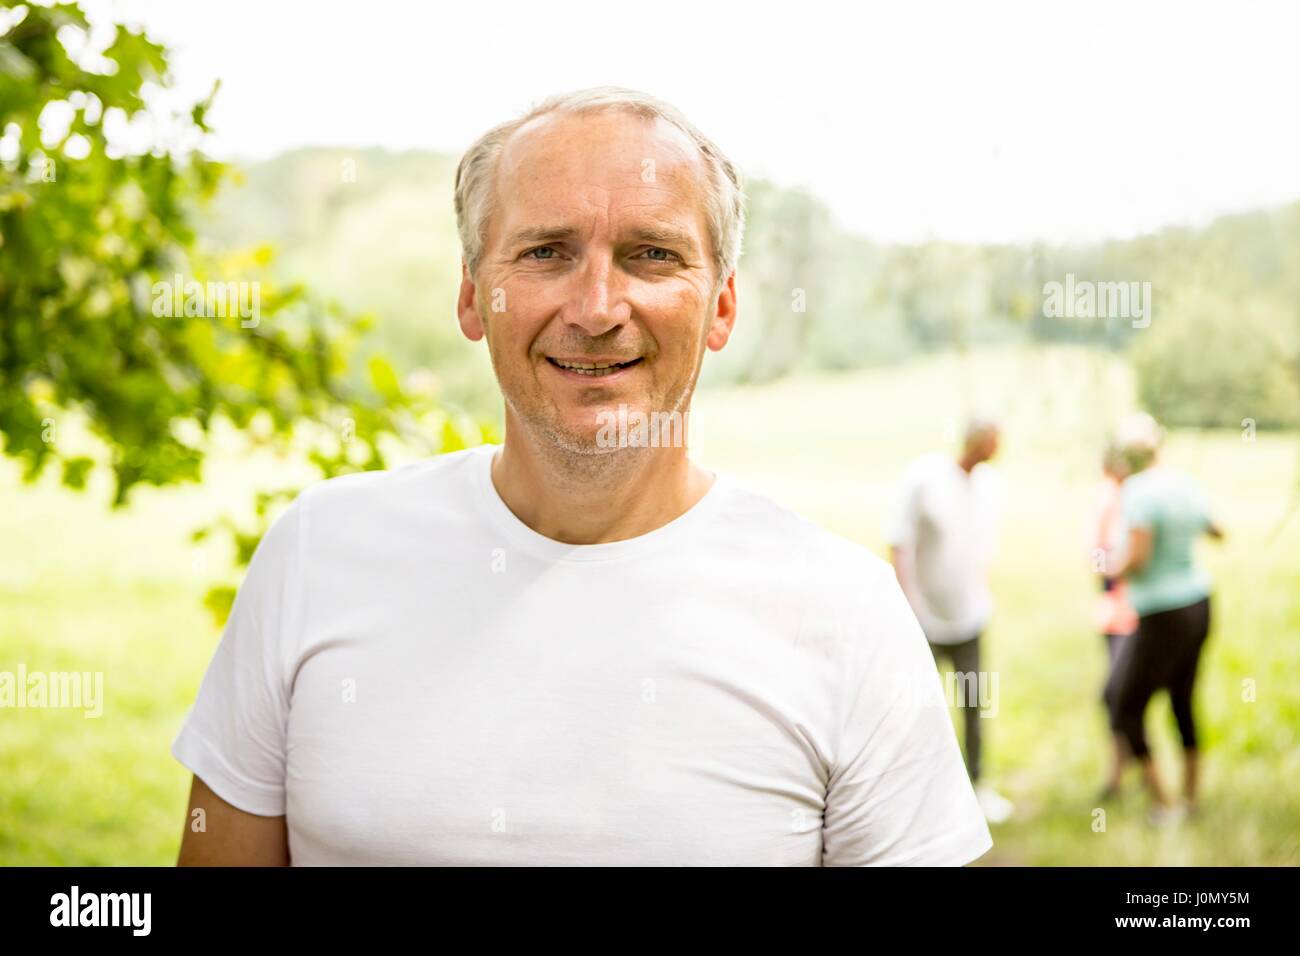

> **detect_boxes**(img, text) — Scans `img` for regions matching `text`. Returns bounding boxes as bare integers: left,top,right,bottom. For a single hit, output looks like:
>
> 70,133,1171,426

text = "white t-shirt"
885,453,1001,644
172,443,992,866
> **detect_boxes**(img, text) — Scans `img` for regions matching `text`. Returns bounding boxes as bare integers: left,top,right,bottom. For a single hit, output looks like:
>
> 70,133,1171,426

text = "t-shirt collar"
471,443,729,563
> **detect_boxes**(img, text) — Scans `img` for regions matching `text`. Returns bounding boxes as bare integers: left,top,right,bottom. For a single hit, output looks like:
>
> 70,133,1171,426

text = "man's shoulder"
900,451,955,487
717,482,927,671
294,445,484,523
970,460,1003,493
714,475,895,588
906,451,948,474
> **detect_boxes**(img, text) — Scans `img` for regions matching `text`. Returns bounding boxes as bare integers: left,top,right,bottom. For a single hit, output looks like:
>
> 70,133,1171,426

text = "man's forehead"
496,111,707,209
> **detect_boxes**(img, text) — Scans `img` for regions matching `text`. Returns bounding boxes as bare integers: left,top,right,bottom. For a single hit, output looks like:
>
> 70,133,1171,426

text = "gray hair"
453,86,746,290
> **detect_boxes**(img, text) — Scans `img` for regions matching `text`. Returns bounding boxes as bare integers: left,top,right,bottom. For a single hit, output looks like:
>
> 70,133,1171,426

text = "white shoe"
1148,804,1187,828
975,784,1015,823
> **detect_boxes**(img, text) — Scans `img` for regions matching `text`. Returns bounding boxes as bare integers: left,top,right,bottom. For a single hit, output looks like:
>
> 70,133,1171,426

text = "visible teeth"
552,358,634,375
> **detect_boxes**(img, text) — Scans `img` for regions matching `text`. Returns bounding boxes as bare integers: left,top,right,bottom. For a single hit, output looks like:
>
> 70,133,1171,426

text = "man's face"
966,428,1000,465
457,110,736,454
978,430,1001,463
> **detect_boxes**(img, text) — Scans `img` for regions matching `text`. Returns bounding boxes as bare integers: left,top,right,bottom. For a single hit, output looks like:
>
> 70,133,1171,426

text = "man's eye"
639,247,678,262
523,246,559,260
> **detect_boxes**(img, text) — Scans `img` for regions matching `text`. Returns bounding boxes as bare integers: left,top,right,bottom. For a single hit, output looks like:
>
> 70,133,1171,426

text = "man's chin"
540,428,625,459
552,419,628,455
513,393,689,456
545,408,659,456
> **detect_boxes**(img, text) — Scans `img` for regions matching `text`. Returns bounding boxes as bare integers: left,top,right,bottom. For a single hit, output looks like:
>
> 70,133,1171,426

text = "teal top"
1122,466,1214,617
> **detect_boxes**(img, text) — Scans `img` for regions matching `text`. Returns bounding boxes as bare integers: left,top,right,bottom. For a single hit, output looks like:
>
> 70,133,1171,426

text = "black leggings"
1105,597,1211,758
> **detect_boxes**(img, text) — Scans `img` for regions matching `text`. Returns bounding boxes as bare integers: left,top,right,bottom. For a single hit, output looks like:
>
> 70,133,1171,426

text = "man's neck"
490,423,715,545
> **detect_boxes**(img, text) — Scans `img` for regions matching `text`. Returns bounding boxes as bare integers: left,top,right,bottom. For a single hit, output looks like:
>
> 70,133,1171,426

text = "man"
172,87,992,866
887,419,1014,823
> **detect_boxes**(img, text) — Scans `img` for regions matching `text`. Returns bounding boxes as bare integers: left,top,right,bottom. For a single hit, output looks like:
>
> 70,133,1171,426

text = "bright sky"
91,0,1300,244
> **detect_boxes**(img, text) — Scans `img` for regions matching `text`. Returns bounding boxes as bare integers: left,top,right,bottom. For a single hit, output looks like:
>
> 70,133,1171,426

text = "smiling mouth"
546,356,644,377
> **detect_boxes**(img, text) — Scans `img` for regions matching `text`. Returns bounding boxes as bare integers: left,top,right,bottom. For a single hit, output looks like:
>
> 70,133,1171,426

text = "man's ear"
457,260,485,342
705,271,737,352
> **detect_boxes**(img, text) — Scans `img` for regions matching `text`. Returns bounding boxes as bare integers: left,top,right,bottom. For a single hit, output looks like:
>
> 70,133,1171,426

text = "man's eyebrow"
505,225,580,248
503,223,700,251
625,224,698,250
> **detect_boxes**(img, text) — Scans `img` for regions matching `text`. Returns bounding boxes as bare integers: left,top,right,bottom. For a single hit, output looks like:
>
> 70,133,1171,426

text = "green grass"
2,344,1297,864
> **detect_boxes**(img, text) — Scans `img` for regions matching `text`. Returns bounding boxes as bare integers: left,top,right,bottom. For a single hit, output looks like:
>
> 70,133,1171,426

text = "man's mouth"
546,356,644,377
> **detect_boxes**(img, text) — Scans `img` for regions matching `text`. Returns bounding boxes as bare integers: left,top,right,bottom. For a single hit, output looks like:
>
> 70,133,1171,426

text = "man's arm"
889,544,913,600
889,544,932,635
888,544,907,583
177,774,289,866
172,497,305,865
822,559,992,866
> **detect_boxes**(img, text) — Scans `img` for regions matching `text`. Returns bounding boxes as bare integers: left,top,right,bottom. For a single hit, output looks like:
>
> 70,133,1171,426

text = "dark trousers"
1105,597,1212,758
1103,631,1127,668
1100,631,1130,709
928,633,982,783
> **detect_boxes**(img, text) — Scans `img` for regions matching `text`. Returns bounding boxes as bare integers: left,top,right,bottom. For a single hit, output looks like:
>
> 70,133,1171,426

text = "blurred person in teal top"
1122,463,1215,617
1105,413,1224,822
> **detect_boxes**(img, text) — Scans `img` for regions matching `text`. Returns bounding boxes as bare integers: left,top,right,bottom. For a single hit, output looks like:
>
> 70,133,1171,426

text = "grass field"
2,344,1298,865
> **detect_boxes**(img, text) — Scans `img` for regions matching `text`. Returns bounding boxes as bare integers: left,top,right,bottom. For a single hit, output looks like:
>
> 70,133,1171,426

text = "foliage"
0,2,486,619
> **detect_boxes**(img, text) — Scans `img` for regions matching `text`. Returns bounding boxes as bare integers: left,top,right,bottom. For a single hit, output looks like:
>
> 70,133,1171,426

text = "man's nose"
563,252,632,336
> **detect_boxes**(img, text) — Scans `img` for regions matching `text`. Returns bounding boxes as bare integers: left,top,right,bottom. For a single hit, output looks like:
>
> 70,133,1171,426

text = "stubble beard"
483,303,710,484
501,353,703,487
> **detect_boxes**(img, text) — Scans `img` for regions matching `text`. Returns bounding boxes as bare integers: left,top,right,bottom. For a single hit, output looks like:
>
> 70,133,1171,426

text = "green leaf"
60,456,94,489
368,355,402,402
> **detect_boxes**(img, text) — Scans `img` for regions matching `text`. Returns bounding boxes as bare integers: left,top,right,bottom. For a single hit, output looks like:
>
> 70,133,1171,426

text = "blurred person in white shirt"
888,418,1013,824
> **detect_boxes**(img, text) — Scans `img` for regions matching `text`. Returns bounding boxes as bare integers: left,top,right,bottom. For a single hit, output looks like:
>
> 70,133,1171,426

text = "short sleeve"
884,467,920,550
977,465,1002,560
170,495,306,816
1121,478,1155,531
822,562,993,866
